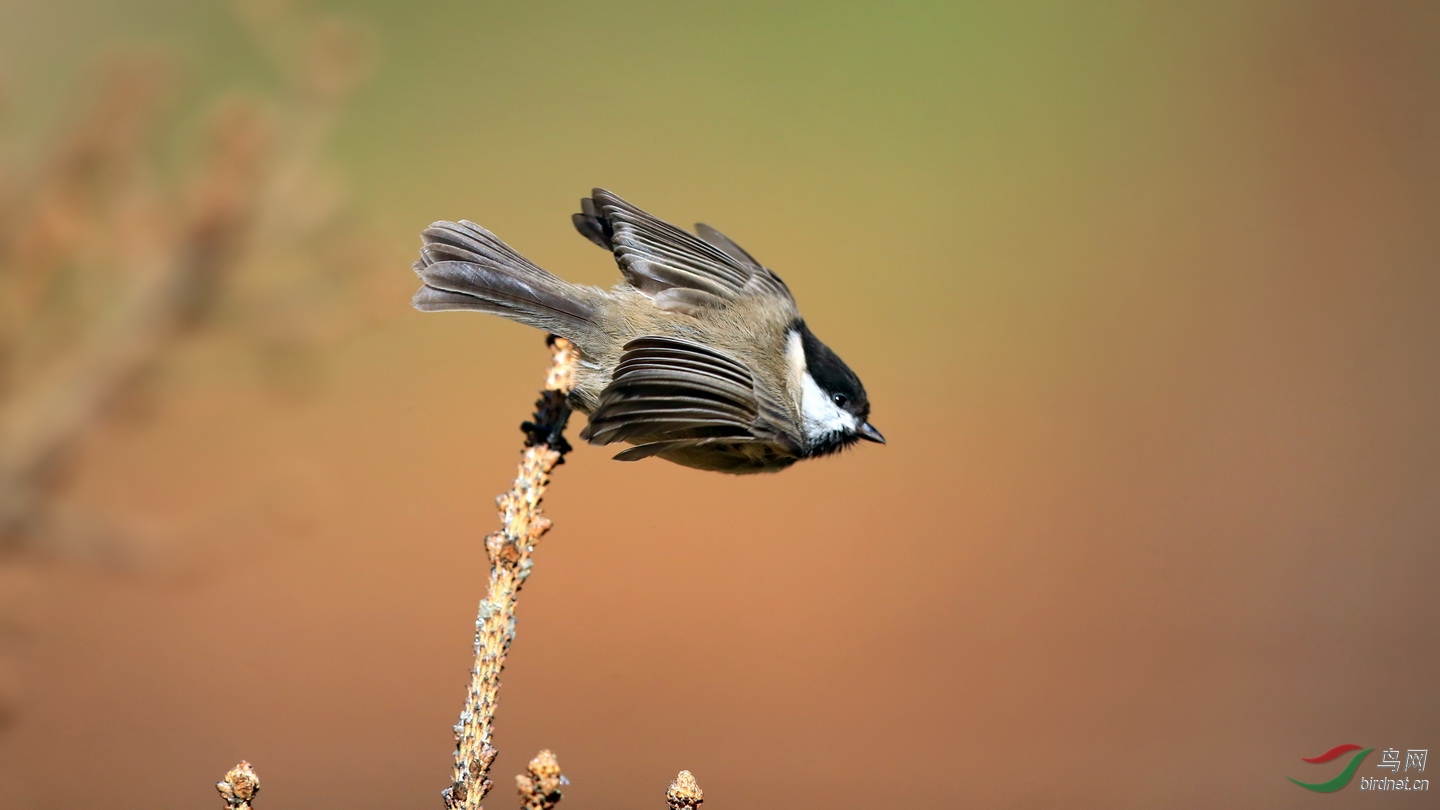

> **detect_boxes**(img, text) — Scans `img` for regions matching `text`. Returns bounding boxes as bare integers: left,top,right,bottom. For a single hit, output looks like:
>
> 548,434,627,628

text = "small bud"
517,750,565,810
216,761,260,809
666,770,703,810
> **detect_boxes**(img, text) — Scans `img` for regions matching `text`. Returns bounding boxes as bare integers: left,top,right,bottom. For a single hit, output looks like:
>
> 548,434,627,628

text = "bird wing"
579,336,800,457
572,189,796,314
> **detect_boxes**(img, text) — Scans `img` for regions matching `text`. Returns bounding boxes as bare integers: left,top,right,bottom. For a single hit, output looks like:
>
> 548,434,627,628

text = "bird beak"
858,422,886,444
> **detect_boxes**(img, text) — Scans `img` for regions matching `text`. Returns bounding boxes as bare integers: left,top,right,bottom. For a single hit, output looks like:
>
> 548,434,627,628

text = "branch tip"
522,337,578,452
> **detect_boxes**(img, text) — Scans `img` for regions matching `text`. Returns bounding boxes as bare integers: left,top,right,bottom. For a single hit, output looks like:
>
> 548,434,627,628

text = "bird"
411,188,883,474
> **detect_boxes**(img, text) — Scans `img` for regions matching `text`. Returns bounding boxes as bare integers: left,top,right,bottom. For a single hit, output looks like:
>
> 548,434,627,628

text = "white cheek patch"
786,330,858,442
799,371,858,439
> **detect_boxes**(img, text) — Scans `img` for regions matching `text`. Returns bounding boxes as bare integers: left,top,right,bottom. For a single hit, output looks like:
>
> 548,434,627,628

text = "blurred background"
0,1,1436,808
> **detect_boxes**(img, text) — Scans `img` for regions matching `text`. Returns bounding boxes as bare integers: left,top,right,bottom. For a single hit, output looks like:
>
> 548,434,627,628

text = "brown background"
1,1,1437,808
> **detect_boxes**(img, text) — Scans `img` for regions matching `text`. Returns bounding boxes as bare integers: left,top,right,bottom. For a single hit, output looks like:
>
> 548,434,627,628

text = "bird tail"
412,220,599,338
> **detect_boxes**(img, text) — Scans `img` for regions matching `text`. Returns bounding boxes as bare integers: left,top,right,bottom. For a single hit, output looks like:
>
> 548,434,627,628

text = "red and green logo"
1287,744,1374,793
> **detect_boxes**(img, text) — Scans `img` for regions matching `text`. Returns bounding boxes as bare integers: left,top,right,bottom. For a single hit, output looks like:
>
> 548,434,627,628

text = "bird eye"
831,393,849,408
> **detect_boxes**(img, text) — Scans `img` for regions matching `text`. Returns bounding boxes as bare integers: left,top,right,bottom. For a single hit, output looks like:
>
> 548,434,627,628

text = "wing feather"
609,437,757,462
610,439,705,462
573,189,796,313
580,336,764,446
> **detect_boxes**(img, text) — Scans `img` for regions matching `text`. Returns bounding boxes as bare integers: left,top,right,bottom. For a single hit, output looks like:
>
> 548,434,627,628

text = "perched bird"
412,189,883,474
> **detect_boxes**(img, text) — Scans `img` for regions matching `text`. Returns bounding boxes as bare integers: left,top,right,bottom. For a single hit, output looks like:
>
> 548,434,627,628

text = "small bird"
412,189,883,474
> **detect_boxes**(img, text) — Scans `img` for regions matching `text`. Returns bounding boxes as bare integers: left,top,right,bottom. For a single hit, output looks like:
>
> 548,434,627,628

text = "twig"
444,336,578,810
216,761,260,810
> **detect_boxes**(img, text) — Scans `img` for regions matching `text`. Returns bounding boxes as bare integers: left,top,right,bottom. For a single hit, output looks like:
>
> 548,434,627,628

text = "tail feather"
412,220,597,335
420,220,544,273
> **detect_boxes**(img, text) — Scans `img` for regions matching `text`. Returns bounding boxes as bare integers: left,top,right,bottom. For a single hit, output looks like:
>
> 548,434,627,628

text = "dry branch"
443,337,578,810
0,80,267,547
0,2,378,561
0,0,378,735
202,339,710,809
